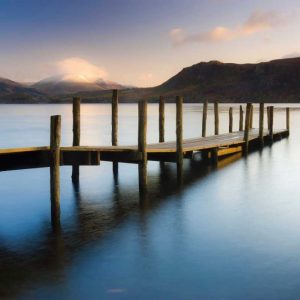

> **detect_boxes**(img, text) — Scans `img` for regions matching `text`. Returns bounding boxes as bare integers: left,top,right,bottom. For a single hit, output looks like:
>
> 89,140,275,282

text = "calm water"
0,103,300,299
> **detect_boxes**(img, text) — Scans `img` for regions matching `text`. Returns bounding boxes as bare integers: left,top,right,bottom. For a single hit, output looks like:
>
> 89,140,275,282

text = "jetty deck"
0,129,288,170
0,91,291,230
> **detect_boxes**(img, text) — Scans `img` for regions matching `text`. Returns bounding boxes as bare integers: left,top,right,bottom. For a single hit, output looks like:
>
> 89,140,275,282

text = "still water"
0,103,300,299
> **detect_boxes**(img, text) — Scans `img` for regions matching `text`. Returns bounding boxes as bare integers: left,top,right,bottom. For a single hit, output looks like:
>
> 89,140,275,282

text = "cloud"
56,57,107,81
170,10,286,45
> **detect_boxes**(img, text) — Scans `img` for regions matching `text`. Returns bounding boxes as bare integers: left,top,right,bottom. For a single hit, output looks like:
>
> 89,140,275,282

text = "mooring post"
214,101,219,135
138,100,148,190
244,103,251,154
269,106,274,142
50,115,61,229
112,89,118,146
229,107,233,133
112,89,119,179
202,100,208,137
176,96,183,167
286,107,290,134
267,106,270,130
159,96,165,143
250,104,254,129
72,97,80,183
239,105,243,131
259,102,264,146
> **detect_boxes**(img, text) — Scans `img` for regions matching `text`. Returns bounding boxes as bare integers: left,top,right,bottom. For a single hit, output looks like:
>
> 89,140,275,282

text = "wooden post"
159,96,165,143
244,103,251,154
286,107,290,133
267,106,270,130
138,100,147,190
269,106,274,142
72,97,80,183
250,104,253,129
72,97,80,146
202,100,208,137
176,96,183,167
229,107,233,133
112,90,119,178
239,105,243,131
50,115,61,229
112,89,118,146
259,102,264,146
214,101,219,135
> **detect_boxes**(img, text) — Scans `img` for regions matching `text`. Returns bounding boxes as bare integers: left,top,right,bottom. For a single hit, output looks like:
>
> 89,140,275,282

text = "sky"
0,0,300,87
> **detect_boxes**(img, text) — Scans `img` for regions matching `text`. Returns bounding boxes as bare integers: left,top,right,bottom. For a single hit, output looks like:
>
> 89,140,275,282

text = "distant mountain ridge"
0,77,47,103
2,57,300,103
54,57,300,103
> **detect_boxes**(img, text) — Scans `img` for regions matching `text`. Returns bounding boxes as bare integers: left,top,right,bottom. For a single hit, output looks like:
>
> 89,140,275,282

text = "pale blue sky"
0,0,299,86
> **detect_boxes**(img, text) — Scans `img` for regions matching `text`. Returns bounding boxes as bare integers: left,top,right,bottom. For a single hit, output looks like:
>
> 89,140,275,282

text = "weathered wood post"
244,103,251,154
268,106,270,129
138,100,147,190
202,100,208,137
72,97,80,183
250,104,253,129
176,96,183,167
269,106,274,142
229,107,233,133
176,96,183,184
50,115,61,229
286,107,290,134
112,89,119,178
239,105,243,131
259,102,264,146
112,89,118,146
214,101,219,135
159,96,165,143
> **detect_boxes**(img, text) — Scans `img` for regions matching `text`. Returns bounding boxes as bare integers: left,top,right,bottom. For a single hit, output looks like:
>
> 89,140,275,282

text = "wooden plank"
0,146,49,154
217,146,242,157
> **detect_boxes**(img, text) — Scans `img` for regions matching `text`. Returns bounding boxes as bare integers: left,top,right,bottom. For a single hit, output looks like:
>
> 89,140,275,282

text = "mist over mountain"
31,74,125,95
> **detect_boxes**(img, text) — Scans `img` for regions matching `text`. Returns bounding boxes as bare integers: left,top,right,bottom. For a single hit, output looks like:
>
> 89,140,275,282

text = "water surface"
0,103,299,299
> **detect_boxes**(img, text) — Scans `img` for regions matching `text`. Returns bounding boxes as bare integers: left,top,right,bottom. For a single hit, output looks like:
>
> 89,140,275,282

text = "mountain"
32,75,125,95
54,57,300,103
0,77,48,103
2,57,300,103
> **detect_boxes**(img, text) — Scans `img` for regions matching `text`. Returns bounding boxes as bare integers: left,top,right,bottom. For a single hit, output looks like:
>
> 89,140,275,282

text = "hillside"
54,57,300,103
2,57,300,103
0,78,48,103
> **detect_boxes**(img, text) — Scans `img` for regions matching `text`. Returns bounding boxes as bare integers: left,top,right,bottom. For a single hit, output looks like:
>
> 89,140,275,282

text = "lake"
0,103,300,299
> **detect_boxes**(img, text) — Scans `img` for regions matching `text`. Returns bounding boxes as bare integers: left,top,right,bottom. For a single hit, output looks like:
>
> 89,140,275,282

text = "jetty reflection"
0,154,239,299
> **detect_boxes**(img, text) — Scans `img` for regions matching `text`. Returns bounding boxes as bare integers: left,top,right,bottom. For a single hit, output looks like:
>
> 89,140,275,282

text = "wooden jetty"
0,91,290,228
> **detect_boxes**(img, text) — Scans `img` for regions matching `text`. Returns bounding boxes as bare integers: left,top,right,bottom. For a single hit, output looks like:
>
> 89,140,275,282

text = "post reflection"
1,154,242,299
